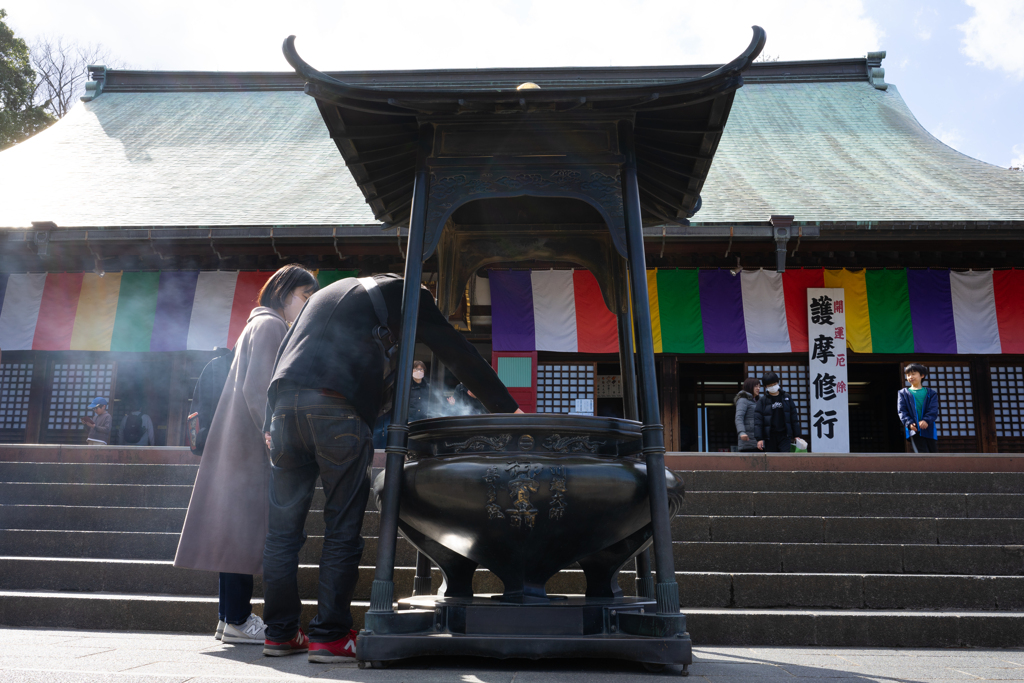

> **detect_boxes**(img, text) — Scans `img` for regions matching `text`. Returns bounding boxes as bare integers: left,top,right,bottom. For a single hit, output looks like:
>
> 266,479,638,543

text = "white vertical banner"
807,288,850,453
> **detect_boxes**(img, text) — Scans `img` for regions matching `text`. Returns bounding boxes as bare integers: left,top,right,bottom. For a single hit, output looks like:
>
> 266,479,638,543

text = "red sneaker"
308,629,358,663
263,629,309,657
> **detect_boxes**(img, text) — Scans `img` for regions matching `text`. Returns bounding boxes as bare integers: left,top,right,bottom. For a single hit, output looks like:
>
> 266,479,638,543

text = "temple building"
1,53,1022,453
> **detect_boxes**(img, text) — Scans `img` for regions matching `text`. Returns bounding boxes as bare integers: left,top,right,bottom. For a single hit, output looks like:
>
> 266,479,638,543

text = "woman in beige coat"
174,265,318,644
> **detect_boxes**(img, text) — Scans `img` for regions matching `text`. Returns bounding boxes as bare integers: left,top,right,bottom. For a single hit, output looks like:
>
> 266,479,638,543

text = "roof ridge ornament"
81,65,107,102
866,51,887,90
282,27,765,110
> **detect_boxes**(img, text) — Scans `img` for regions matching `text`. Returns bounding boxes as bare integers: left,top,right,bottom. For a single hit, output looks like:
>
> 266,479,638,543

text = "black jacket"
752,389,800,441
408,379,431,422
265,275,517,428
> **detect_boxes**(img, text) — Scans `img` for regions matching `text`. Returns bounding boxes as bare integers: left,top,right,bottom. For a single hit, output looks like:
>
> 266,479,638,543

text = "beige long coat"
174,307,287,575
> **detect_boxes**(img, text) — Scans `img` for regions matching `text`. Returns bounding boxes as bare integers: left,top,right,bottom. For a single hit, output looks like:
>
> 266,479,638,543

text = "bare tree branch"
31,36,128,117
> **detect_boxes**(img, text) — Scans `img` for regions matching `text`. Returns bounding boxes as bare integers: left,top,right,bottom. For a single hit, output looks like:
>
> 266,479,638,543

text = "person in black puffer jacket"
753,371,801,452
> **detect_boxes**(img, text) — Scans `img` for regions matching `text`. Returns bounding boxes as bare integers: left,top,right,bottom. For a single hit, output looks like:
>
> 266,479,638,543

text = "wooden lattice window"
910,365,976,438
746,363,811,436
991,366,1024,438
45,363,115,439
537,364,595,414
0,362,33,442
903,362,979,453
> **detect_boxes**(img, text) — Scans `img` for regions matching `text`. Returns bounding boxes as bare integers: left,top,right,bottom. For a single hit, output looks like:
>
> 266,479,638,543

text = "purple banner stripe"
150,271,199,352
698,269,748,353
907,269,957,354
489,270,535,352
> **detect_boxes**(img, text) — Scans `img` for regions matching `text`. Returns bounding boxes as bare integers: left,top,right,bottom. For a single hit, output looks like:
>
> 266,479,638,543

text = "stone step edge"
3,589,1023,621
5,557,1024,582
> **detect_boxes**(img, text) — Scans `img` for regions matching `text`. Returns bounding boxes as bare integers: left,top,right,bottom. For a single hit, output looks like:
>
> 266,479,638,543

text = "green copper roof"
697,81,1024,223
0,70,1021,231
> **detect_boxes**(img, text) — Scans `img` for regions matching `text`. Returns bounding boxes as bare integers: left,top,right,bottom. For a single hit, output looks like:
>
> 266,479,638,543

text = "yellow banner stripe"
647,269,662,354
823,269,872,353
70,272,123,351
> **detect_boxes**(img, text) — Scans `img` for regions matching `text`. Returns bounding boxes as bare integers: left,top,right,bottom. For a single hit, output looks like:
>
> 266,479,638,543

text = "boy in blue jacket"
898,363,940,453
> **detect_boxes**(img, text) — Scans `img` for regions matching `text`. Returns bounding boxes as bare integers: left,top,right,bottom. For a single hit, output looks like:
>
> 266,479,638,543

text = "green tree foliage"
0,9,54,150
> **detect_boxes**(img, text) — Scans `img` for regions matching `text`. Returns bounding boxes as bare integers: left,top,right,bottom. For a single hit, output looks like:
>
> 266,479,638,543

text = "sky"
4,0,1023,169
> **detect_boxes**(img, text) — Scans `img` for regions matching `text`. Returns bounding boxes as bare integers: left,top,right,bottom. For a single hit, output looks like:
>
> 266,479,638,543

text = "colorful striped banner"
490,270,618,353
0,269,356,352
490,268,1024,356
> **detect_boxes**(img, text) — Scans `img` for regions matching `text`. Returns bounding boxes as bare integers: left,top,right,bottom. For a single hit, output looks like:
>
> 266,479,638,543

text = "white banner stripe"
741,270,792,353
950,270,1001,354
0,273,47,350
531,270,577,352
186,271,237,351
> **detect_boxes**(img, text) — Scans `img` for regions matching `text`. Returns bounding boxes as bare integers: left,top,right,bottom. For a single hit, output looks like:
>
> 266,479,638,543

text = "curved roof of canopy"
283,28,766,228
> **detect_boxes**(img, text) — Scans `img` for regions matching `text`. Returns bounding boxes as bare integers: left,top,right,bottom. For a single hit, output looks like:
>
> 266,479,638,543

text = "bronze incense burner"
373,415,685,603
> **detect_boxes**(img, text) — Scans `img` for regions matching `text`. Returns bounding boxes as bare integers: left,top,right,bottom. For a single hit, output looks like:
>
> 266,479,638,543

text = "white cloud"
2,0,884,72
914,7,936,40
958,0,1024,80
1011,144,1024,168
932,124,965,150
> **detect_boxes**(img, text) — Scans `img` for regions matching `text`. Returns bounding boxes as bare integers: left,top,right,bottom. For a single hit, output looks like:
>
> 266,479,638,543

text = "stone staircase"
1,457,1023,646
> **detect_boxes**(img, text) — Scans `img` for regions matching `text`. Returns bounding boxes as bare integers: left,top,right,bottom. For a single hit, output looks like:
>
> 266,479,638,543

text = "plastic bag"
791,437,809,453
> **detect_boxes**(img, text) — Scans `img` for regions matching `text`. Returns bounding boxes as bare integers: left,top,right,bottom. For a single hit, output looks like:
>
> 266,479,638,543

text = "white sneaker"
222,614,266,644
215,620,225,640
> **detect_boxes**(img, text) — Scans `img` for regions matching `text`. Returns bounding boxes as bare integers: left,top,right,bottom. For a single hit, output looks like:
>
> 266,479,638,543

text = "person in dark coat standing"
753,371,801,452
260,274,520,663
408,360,431,422
733,378,760,452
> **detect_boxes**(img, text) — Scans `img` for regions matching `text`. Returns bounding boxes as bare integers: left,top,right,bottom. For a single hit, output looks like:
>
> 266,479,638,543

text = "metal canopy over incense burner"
285,27,765,673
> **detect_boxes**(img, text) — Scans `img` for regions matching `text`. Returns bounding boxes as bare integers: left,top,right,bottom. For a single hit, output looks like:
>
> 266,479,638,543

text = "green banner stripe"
110,272,161,352
656,269,704,353
865,269,914,354
317,269,359,288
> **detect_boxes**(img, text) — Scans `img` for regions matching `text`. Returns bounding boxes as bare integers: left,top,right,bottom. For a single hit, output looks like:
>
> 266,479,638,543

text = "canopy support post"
620,120,680,616
367,124,432,620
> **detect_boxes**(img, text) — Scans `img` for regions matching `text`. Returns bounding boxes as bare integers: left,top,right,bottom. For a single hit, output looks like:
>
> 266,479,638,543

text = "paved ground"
2,628,1024,682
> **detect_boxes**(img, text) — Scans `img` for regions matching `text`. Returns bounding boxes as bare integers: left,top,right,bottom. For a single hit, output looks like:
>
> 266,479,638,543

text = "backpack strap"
358,277,399,415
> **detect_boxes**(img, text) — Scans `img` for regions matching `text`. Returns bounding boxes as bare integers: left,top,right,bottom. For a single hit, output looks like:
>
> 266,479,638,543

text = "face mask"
766,383,780,394
412,370,424,380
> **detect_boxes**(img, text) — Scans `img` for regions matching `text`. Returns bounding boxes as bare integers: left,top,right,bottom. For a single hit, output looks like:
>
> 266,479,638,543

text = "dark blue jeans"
263,388,373,643
218,572,253,625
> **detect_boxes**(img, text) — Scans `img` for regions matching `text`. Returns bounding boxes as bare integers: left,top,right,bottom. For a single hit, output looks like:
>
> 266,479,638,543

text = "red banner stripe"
226,271,275,348
572,270,619,354
32,273,84,351
782,269,825,353
994,269,1024,354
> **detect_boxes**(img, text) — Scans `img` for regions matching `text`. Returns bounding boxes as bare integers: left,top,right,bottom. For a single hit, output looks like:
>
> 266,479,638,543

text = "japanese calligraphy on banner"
807,288,850,453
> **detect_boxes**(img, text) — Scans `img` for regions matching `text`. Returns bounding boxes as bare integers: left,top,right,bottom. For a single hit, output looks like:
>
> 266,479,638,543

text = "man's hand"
918,420,929,430
81,417,94,427
514,408,525,414
264,432,272,450
740,433,750,441
757,440,764,450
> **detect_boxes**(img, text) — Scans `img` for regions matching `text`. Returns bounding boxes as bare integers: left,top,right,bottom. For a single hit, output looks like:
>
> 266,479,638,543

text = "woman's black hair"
412,360,426,370
904,362,929,378
742,377,759,394
258,265,319,310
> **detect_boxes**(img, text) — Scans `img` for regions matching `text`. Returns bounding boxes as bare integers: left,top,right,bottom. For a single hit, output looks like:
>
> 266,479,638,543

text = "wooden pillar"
660,355,680,452
165,352,191,447
24,351,50,444
972,358,997,454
